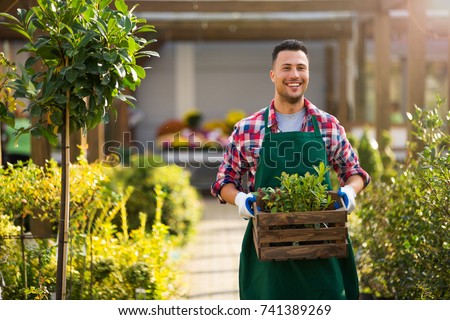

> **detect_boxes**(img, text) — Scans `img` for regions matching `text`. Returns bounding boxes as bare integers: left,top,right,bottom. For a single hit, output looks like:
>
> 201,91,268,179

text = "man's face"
270,50,309,105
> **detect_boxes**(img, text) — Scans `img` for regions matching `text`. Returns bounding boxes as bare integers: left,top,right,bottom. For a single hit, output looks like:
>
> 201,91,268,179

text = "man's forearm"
219,183,241,205
345,175,365,194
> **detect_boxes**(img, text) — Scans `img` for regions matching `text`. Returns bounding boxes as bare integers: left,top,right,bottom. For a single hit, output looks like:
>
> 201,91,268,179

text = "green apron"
239,107,359,300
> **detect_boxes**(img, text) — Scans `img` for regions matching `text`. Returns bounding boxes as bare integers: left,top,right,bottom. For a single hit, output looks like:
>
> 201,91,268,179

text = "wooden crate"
252,192,348,261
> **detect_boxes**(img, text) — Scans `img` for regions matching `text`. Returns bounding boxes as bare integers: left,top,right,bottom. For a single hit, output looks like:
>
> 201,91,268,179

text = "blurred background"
1,0,449,179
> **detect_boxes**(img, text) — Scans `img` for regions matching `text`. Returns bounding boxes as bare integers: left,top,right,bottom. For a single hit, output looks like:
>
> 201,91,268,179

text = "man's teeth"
288,83,300,87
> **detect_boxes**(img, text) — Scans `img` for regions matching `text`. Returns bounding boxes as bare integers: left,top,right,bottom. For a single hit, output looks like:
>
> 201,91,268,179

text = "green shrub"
110,153,202,243
352,99,450,299
378,130,398,182
356,128,384,182
0,158,199,299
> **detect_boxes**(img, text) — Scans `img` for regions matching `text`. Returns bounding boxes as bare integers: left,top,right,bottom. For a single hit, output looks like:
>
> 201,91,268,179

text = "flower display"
155,108,247,150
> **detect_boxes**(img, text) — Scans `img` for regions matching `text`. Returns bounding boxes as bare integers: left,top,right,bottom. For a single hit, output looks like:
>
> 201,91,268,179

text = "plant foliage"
254,162,333,213
353,97,450,299
0,158,199,299
0,0,158,145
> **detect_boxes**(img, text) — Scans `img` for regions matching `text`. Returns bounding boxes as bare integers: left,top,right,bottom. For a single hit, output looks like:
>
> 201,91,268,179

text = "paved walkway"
183,196,247,300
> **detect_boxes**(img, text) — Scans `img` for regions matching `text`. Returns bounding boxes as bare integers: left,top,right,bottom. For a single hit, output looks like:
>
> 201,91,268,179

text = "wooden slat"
256,210,347,226
258,227,348,243
128,0,377,13
252,192,349,260
153,19,353,41
259,243,347,261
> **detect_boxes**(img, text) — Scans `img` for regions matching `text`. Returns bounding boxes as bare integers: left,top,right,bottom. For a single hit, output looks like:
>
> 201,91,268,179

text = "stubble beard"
281,92,303,105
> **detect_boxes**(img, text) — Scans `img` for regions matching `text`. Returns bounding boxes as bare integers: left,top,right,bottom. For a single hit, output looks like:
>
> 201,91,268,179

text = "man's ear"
269,70,275,83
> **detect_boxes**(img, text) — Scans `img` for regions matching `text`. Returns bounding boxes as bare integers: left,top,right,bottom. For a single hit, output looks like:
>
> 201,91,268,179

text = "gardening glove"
338,185,356,213
234,192,256,220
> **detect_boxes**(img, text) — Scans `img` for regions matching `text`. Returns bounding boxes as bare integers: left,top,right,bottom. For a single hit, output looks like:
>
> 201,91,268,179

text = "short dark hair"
272,39,308,65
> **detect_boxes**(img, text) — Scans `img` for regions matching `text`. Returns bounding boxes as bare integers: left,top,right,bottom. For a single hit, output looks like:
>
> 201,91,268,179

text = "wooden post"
31,134,51,167
406,0,426,143
56,98,70,300
87,123,105,163
324,44,335,115
374,8,391,144
355,20,367,123
338,37,349,127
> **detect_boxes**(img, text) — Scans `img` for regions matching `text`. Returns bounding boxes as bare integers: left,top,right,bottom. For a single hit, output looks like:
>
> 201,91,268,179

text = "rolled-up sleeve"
329,123,371,187
211,135,248,202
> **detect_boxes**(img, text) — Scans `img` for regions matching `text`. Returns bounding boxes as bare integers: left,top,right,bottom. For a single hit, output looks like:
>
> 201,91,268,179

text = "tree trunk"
56,98,70,300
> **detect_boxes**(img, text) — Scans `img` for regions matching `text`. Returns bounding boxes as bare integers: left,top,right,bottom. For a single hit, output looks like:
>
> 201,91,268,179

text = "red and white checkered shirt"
211,98,370,202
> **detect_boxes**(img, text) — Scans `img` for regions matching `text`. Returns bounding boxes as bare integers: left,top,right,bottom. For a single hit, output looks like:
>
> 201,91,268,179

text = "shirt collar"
268,98,313,131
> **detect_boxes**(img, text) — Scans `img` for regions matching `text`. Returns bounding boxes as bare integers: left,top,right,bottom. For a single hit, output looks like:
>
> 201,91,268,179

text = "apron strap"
311,115,321,137
264,107,270,132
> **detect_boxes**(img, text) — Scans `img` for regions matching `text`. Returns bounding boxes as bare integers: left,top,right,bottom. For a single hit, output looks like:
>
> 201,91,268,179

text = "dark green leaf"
49,110,64,126
30,126,42,137
65,68,78,83
54,94,67,105
102,112,110,124
40,126,59,146
102,51,118,63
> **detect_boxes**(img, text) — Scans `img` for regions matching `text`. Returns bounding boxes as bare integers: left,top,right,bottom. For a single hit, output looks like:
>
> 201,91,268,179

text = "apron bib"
239,107,359,300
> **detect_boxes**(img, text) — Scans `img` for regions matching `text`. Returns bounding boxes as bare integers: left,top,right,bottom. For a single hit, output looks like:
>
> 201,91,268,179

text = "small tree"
0,0,158,299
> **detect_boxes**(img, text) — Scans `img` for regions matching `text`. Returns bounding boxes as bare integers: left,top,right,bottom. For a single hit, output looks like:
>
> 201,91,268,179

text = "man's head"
272,39,308,66
270,39,309,107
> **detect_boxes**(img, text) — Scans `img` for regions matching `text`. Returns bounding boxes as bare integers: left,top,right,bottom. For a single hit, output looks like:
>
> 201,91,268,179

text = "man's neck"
274,96,305,114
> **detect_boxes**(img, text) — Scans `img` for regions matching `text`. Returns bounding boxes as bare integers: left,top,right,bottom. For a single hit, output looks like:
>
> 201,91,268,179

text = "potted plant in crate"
0,0,158,299
252,162,348,261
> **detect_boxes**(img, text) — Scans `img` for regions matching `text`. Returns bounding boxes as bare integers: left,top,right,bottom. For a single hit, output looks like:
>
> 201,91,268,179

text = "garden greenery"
110,153,203,242
0,0,158,142
254,162,332,213
0,158,202,299
352,97,449,299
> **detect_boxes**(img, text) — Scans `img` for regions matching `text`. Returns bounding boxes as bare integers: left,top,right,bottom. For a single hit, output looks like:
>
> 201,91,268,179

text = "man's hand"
338,185,356,213
234,192,256,219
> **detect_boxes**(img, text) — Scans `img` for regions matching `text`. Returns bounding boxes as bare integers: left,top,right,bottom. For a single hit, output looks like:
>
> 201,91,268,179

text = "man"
211,39,370,299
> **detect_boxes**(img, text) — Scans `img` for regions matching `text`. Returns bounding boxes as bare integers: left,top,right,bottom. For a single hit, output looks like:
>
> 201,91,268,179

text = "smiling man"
211,39,370,300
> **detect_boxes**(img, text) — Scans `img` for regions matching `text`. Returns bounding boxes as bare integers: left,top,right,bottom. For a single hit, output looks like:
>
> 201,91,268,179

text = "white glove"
338,185,356,213
234,192,256,219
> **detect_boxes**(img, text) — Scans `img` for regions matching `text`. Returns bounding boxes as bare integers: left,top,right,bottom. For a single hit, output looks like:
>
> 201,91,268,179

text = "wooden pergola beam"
153,19,353,41
129,0,377,13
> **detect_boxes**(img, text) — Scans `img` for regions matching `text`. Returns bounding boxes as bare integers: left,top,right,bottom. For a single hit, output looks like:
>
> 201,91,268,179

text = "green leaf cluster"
0,53,23,128
356,128,384,182
0,0,158,145
352,97,450,299
254,162,333,213
110,153,203,244
0,158,201,299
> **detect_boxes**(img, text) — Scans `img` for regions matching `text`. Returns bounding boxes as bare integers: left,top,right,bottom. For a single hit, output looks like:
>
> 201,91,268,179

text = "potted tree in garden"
0,0,158,299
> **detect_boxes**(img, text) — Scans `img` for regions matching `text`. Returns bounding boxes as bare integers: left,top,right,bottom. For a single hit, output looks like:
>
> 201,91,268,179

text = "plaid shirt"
211,98,370,202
